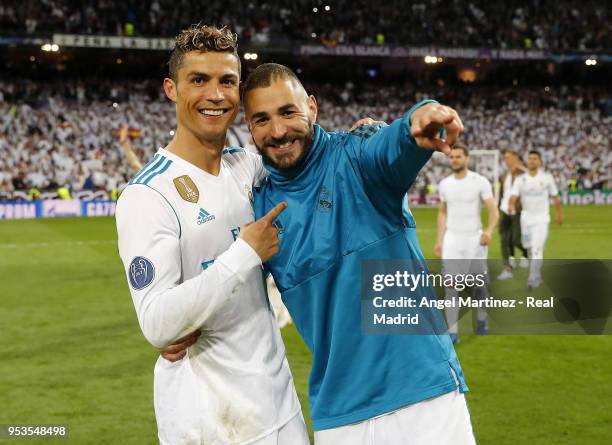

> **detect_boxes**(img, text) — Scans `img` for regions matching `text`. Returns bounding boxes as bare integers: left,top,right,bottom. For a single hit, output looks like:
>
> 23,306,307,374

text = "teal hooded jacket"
254,101,468,430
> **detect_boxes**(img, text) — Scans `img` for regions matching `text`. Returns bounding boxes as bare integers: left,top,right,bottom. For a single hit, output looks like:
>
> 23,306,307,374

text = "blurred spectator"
0,0,609,51
0,78,609,196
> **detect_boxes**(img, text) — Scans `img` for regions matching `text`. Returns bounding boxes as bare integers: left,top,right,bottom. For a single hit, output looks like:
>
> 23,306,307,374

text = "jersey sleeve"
250,151,268,187
547,174,559,196
438,180,447,202
480,176,494,201
116,185,262,348
355,99,437,196
224,148,267,187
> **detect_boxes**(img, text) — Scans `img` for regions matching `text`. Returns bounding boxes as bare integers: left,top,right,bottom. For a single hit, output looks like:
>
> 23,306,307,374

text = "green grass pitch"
1,206,611,444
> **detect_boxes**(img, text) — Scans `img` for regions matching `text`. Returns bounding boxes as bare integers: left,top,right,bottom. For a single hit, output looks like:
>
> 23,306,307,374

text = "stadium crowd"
0,79,609,198
315,83,611,194
0,0,609,51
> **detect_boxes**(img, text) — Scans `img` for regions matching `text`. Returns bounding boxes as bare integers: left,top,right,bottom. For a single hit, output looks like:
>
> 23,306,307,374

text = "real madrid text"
371,295,555,311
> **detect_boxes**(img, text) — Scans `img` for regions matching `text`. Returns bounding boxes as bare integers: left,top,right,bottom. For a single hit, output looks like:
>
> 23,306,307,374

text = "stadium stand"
0,79,609,197
0,0,609,50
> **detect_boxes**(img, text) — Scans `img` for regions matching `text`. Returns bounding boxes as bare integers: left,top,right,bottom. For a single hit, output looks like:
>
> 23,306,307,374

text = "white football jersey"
510,169,558,223
116,147,301,445
439,170,493,233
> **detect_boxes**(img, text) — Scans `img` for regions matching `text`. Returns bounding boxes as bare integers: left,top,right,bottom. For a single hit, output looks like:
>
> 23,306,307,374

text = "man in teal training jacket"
243,63,476,445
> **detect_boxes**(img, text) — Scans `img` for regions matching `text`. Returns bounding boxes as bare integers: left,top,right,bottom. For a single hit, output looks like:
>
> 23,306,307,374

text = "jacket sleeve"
355,99,437,196
116,185,261,348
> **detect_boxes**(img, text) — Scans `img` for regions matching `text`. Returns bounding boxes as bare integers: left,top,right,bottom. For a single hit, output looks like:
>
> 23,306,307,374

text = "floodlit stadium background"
1,2,610,443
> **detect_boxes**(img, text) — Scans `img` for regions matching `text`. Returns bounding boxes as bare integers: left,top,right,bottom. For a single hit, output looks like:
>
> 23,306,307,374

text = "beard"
255,121,315,171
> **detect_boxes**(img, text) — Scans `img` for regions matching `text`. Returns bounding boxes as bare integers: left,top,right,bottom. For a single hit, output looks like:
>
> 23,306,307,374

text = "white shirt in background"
439,170,493,234
510,169,558,224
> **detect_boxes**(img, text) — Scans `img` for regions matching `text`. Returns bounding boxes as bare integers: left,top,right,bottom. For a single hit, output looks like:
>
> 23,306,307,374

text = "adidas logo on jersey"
197,208,215,225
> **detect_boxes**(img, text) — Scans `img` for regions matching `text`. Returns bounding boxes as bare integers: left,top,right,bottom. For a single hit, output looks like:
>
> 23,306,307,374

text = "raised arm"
118,124,144,172
356,101,463,196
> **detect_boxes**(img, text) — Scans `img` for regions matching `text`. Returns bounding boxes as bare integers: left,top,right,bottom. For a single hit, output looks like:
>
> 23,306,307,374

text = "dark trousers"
499,211,528,266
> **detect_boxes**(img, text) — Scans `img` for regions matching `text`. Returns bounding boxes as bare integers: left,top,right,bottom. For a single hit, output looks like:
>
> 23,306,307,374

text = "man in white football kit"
509,150,563,289
435,145,499,342
115,25,308,445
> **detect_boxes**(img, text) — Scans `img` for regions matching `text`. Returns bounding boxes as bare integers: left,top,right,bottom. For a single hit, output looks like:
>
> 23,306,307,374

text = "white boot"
497,268,514,280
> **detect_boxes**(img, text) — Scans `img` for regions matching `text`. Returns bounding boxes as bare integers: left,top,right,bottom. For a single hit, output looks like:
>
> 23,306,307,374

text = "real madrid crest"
317,185,333,213
173,175,199,203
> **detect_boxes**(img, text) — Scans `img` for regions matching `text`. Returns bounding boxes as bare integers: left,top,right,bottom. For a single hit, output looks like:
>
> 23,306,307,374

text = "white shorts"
442,231,488,277
251,412,309,445
159,411,308,445
314,390,476,445
520,220,549,252
154,356,307,445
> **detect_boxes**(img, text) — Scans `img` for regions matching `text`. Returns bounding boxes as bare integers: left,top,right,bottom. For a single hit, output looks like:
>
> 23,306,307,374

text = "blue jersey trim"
223,147,245,155
131,155,166,184
129,154,160,184
142,158,173,185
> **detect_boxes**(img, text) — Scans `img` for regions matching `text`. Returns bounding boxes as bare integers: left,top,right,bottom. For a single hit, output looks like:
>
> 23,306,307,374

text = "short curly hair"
168,24,240,81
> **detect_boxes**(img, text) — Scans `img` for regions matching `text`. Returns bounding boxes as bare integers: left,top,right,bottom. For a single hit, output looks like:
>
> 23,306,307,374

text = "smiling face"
245,78,317,170
164,51,240,146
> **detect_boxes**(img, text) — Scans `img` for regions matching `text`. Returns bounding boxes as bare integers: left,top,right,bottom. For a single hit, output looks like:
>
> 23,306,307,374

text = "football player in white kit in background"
115,25,309,445
435,144,499,343
509,150,563,289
